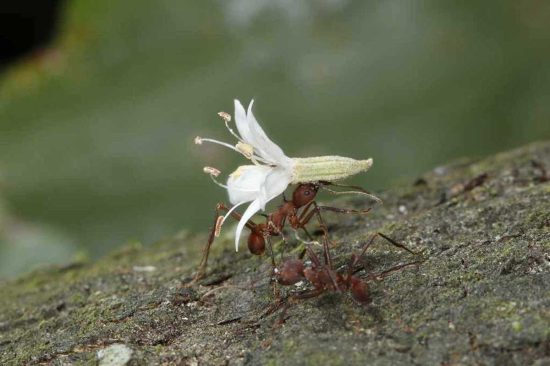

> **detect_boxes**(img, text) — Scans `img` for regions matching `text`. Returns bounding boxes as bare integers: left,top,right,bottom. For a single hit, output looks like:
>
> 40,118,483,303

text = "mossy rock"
1,141,549,365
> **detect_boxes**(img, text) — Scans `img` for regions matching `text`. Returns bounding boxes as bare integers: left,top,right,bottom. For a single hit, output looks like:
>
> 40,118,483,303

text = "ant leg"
265,235,282,300
279,230,295,262
347,233,424,278
268,290,325,327
305,245,342,293
295,204,373,255
296,202,347,292
265,234,277,268
377,232,418,256
295,201,317,227
297,201,367,267
193,207,223,282
293,226,320,259
291,287,325,300
267,296,299,327
304,245,322,267
300,226,315,241
294,202,331,261
193,202,257,282
275,301,291,327
366,261,421,281
266,220,291,263
347,232,379,276
347,232,419,273
272,288,332,323
292,206,323,251
293,225,322,249
257,296,287,323
299,202,333,268
296,202,344,292
296,202,374,261
296,201,372,230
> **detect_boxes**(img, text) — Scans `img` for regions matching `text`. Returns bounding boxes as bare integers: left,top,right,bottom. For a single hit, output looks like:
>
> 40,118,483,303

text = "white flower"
196,99,374,251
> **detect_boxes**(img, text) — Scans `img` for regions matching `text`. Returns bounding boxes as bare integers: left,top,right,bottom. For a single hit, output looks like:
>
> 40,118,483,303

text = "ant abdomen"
276,259,305,285
248,232,266,255
350,276,371,304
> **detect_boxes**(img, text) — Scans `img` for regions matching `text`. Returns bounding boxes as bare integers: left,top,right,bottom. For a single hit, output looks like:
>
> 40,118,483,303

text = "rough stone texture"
1,142,549,366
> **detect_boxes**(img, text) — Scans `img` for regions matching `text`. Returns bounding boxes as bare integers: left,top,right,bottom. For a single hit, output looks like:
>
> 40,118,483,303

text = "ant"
274,231,422,306
193,181,376,282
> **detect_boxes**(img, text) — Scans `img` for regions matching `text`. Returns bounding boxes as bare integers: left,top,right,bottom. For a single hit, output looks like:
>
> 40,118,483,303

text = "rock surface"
1,142,549,365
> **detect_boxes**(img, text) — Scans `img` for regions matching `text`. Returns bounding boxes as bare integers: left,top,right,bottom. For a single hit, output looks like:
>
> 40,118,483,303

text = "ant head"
275,259,305,285
292,183,319,208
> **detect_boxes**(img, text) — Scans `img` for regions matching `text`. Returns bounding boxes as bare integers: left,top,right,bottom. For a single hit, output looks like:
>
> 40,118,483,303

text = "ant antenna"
318,181,382,204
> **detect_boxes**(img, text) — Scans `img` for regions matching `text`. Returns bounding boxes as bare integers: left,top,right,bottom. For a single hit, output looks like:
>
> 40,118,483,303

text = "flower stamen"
195,136,269,163
217,111,231,123
203,166,229,190
203,166,221,177
195,137,241,152
218,111,245,144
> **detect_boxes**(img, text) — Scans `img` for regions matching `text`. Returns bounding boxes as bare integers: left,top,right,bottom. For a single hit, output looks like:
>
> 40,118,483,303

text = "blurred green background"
1,1,549,279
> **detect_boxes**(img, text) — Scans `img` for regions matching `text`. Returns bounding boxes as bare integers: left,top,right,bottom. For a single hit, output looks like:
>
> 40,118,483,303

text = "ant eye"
304,190,310,196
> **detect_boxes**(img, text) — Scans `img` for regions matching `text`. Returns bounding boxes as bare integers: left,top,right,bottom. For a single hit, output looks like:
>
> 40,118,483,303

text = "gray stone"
0,141,548,365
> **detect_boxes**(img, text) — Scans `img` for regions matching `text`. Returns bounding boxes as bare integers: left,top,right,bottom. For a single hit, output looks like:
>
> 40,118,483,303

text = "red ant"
274,232,421,305
193,181,375,282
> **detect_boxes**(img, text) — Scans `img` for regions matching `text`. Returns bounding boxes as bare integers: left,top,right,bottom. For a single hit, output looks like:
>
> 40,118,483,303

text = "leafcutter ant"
193,100,378,284
274,232,421,305
193,181,377,282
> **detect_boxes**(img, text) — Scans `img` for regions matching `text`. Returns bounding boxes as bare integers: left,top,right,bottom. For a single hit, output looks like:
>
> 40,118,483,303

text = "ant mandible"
274,231,421,307
193,181,374,282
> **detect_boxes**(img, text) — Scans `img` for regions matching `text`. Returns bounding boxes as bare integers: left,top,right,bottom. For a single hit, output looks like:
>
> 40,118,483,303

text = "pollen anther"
203,166,221,177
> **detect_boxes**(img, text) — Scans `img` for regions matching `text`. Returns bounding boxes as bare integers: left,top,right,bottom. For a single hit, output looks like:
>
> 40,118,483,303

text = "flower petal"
227,165,271,205
234,99,290,165
259,167,292,210
235,198,262,251
234,99,255,146
246,100,290,164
